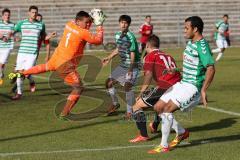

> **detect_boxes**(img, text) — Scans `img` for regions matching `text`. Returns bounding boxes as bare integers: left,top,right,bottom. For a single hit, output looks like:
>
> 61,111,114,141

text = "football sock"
171,117,185,135
160,113,173,148
107,87,119,106
133,110,148,137
62,90,80,116
126,90,135,113
216,52,223,61
16,77,23,95
27,75,35,84
211,48,221,53
152,112,161,130
23,64,47,76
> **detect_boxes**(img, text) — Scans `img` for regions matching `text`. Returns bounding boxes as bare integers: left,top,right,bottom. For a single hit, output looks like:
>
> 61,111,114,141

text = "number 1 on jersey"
65,32,71,47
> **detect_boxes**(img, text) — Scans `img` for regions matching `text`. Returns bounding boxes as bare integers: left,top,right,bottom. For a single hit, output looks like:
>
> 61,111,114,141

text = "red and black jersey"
143,49,181,89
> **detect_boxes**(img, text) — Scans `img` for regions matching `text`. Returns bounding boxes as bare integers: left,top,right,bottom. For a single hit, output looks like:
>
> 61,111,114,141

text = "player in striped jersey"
102,15,141,119
10,13,56,93
212,14,229,61
148,16,215,154
0,8,14,85
11,6,47,100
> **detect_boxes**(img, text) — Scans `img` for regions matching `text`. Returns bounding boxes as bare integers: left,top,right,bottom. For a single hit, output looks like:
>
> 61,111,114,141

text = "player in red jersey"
139,15,153,56
129,35,182,143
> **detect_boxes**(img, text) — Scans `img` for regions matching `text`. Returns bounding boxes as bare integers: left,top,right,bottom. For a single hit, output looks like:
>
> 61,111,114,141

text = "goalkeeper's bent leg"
23,64,48,76
61,85,84,116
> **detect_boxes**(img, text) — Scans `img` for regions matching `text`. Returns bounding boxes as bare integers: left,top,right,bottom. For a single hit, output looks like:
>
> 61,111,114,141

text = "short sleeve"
198,40,215,68
14,21,23,32
143,53,155,72
114,32,120,43
129,33,137,52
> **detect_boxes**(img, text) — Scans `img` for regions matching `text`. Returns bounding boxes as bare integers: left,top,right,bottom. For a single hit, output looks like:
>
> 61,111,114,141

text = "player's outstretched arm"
136,71,153,101
102,48,118,66
45,43,51,62
201,65,215,107
82,26,103,45
45,31,57,40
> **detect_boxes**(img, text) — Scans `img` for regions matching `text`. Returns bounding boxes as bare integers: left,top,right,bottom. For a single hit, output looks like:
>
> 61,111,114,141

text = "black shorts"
141,87,167,107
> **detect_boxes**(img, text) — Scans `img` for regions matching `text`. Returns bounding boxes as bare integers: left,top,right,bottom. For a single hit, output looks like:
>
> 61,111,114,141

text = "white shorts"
160,82,201,111
0,49,12,64
216,39,228,49
109,65,139,86
15,53,37,71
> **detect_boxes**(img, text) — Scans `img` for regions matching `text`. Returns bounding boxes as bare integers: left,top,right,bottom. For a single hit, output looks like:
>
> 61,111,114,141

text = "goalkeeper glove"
89,9,106,26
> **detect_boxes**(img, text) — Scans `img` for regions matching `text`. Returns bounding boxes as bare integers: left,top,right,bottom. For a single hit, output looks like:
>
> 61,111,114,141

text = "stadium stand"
1,0,240,48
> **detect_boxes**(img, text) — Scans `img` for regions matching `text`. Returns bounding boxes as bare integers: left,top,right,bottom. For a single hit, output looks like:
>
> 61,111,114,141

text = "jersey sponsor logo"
186,46,198,56
22,29,40,34
183,54,199,65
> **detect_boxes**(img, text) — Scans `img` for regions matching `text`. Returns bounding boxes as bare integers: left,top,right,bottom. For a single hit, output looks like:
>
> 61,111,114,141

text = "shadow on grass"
0,117,123,143
149,117,238,141
177,134,240,148
0,93,12,103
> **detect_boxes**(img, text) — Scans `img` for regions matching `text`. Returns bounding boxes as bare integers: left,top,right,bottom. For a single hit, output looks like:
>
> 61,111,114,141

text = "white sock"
108,87,119,105
171,117,185,135
27,75,35,84
216,52,223,61
212,48,221,53
126,90,135,113
16,77,23,95
160,113,173,148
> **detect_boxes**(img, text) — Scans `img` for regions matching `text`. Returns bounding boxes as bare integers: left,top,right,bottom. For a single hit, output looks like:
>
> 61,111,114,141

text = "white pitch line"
0,144,155,157
198,105,240,117
0,140,213,157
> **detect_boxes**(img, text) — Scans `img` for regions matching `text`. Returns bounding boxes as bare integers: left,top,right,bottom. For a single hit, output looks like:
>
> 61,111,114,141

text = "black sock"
152,112,161,130
133,111,148,137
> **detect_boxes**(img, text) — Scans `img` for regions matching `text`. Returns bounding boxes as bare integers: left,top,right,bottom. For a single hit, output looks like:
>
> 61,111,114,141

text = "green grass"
0,47,240,160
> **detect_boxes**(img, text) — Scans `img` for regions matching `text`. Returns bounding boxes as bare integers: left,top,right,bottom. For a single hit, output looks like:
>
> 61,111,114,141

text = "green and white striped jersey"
182,38,214,91
115,31,140,68
14,19,45,55
215,20,229,40
0,20,14,49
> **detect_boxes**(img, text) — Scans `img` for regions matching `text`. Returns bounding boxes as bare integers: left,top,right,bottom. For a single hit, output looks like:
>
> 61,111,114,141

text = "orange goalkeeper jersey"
48,21,103,69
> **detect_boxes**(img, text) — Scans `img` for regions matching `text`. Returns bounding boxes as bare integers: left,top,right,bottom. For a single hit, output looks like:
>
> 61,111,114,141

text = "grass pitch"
0,47,239,160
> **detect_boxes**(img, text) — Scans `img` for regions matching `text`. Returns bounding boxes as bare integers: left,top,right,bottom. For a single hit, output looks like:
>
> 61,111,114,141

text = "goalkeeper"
9,10,105,119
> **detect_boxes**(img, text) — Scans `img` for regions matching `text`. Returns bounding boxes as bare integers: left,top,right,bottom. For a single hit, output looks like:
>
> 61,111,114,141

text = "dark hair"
37,13,42,18
119,15,131,25
75,11,90,21
185,16,204,34
29,6,38,12
147,34,160,48
223,14,229,18
2,8,10,15
146,15,151,19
